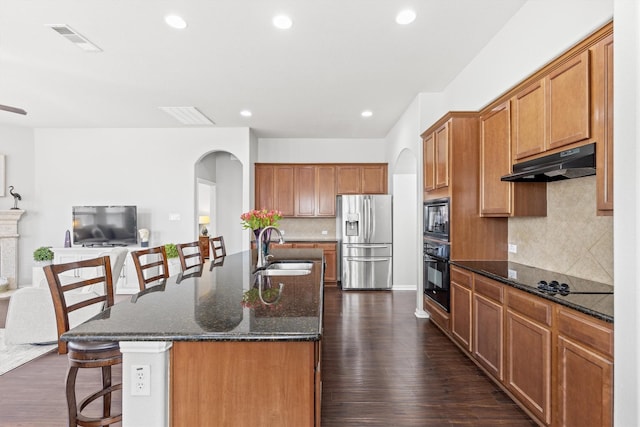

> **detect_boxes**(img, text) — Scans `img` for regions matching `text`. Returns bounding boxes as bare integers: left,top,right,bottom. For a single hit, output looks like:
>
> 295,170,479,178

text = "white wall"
257,138,387,163
0,128,36,286
33,127,253,255
215,154,243,255
444,0,614,112
613,0,639,424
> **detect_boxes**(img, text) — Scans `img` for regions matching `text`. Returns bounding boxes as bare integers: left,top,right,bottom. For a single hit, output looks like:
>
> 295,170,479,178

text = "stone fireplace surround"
0,209,25,290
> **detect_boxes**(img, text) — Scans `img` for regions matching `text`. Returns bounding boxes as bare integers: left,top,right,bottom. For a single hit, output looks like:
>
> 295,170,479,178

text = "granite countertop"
61,249,325,343
451,260,613,323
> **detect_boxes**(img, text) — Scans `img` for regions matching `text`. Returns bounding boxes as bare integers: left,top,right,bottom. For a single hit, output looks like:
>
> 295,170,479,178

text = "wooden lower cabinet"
439,268,613,427
473,276,504,381
315,243,337,285
171,341,320,427
506,288,552,425
555,308,613,427
450,282,472,352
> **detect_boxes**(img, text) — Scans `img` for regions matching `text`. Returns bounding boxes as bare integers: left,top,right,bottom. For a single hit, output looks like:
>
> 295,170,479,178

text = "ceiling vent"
46,24,102,52
159,106,215,126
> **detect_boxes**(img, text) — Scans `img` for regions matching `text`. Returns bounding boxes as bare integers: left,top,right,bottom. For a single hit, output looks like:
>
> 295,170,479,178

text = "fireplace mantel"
0,209,25,290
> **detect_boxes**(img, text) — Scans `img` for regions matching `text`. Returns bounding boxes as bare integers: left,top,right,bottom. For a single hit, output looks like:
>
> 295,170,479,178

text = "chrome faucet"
256,226,285,269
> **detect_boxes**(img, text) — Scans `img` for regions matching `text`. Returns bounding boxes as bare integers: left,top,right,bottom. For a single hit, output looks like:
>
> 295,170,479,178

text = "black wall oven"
424,239,450,312
423,198,451,312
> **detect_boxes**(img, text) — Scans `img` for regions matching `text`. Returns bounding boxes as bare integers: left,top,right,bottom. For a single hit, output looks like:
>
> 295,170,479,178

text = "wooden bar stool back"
209,236,227,261
130,246,169,291
176,241,204,271
44,256,122,427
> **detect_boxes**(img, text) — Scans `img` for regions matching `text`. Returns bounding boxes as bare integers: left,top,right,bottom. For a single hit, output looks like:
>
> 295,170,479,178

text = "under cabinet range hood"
501,143,596,182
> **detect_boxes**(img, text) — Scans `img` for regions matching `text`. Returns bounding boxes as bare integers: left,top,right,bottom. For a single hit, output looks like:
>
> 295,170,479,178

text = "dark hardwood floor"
0,288,534,426
320,288,535,427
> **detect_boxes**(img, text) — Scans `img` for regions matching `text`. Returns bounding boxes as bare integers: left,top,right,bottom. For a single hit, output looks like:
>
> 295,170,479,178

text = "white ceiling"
0,0,527,138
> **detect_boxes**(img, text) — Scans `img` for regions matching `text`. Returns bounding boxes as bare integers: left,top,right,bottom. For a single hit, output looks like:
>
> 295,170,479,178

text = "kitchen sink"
267,262,313,270
254,261,313,277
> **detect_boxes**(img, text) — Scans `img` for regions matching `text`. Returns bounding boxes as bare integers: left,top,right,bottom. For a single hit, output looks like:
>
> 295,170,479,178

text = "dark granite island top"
451,260,613,323
61,249,325,343
62,248,326,427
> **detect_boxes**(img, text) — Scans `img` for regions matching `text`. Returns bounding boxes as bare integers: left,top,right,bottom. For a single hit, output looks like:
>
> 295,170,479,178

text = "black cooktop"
449,260,614,322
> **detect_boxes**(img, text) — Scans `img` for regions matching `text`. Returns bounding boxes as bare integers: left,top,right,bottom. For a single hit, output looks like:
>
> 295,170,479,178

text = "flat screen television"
72,205,138,246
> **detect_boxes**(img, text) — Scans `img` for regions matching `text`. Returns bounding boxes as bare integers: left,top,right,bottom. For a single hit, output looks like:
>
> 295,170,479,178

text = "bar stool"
130,245,170,291
44,255,122,426
176,241,204,271
209,235,227,261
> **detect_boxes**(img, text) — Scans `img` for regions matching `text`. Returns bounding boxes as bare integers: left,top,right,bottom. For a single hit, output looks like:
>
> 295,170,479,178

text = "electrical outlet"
169,213,181,221
508,269,518,280
131,364,150,396
508,243,517,254
321,230,328,235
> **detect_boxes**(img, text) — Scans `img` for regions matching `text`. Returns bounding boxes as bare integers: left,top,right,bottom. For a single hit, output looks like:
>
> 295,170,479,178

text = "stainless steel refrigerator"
336,194,392,290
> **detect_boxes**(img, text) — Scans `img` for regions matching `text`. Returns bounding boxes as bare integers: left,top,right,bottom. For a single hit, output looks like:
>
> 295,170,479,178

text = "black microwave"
424,198,449,241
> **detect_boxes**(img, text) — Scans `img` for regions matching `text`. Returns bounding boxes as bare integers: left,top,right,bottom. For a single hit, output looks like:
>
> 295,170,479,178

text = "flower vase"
253,228,272,257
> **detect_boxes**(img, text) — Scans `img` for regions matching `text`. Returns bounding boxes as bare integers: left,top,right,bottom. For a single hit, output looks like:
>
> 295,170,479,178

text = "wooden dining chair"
209,235,226,261
44,256,122,426
130,246,169,291
176,241,204,271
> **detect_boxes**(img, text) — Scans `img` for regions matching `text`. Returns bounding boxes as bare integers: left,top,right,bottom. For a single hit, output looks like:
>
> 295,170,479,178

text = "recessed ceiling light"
240,110,252,117
165,14,187,29
361,110,373,118
396,9,416,25
272,14,293,30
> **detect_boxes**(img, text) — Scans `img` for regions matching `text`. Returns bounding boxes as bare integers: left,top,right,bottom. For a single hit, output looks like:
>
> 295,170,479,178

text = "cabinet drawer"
450,266,472,289
474,276,503,303
315,243,336,251
506,288,552,327
557,308,613,358
424,296,450,332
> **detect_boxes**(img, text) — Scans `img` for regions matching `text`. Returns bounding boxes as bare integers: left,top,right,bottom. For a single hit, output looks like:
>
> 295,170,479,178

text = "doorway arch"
195,151,243,255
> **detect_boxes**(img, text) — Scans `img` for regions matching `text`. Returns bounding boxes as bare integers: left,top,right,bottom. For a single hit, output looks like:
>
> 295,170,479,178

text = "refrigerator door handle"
346,258,389,262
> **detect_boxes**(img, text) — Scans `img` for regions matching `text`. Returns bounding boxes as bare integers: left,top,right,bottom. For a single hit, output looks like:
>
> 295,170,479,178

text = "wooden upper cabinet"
256,163,383,217
335,165,360,194
547,50,590,149
336,164,387,194
434,121,450,189
295,165,336,217
316,165,336,216
481,102,547,217
274,165,295,216
254,164,294,216
361,164,387,194
592,34,614,214
255,164,275,210
423,133,435,192
512,50,590,161
480,102,514,216
513,80,546,160
295,165,316,217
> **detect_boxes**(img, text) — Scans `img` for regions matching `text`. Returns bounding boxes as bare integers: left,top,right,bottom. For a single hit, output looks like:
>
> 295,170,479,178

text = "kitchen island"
62,249,325,427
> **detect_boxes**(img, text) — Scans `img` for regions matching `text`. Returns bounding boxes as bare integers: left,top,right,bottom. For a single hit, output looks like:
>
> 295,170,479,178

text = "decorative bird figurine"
8,185,21,210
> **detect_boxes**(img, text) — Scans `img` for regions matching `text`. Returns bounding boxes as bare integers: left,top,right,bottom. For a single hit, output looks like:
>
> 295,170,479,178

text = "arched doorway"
195,151,243,255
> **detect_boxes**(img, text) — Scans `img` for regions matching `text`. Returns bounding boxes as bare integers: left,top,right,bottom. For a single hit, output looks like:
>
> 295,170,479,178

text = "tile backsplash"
508,176,613,285
278,218,337,240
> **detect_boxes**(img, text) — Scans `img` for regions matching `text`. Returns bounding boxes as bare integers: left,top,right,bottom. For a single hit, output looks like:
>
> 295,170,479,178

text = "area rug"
0,329,57,375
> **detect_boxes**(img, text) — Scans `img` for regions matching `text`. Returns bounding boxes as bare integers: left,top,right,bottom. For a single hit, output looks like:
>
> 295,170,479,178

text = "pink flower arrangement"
240,209,282,230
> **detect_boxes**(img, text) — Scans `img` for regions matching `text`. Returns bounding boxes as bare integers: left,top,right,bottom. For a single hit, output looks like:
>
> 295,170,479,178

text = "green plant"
164,243,178,259
33,246,54,262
